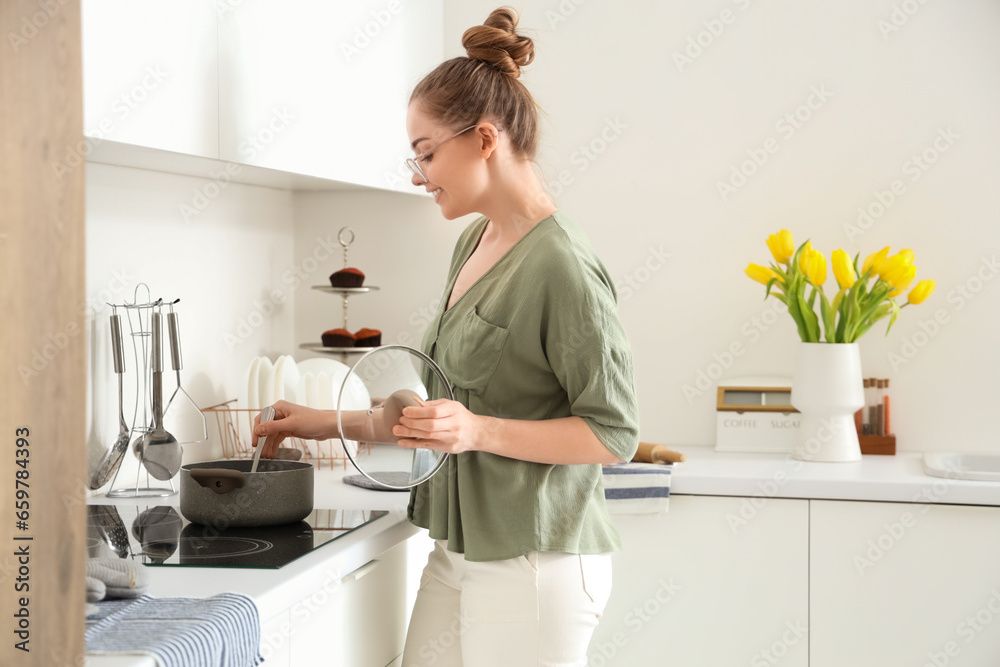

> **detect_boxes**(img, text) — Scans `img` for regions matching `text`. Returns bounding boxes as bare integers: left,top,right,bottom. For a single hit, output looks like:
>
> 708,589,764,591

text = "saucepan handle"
189,468,246,494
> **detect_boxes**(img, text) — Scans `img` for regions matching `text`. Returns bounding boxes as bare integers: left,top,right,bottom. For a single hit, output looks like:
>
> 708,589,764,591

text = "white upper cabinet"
81,0,219,158
217,0,443,191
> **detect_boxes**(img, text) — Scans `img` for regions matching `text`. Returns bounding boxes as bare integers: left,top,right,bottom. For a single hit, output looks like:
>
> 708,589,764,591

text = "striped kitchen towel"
602,462,673,514
86,592,264,667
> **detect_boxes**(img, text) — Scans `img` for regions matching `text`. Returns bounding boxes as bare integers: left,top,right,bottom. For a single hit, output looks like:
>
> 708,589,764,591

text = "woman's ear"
477,122,500,159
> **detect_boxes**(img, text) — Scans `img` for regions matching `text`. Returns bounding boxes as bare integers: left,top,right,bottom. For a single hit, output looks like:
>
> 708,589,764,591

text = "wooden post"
1,1,86,665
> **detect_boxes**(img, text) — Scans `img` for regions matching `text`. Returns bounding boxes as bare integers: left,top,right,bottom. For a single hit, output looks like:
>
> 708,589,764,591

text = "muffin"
329,267,365,288
321,328,356,347
353,328,381,347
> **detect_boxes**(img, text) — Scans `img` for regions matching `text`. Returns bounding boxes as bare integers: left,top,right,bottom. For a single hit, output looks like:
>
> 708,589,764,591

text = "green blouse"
406,210,640,561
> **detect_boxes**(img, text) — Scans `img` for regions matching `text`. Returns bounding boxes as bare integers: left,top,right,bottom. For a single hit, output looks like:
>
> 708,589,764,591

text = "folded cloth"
86,593,264,667
86,576,106,603
602,462,673,514
86,557,149,600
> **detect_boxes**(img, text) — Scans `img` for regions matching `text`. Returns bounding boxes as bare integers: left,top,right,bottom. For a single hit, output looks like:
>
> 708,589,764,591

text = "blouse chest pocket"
437,307,509,396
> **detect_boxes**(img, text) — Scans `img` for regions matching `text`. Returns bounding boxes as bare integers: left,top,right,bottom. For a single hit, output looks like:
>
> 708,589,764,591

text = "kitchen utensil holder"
202,400,373,470
105,284,180,498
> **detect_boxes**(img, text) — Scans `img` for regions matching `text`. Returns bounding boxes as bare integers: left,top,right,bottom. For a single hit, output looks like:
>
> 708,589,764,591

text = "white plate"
304,373,319,410
317,372,334,410
246,357,261,411
296,373,311,409
295,357,347,379
273,355,300,404
257,356,275,409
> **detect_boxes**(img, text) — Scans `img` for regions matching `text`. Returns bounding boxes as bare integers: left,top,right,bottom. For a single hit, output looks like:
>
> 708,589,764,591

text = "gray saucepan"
179,459,313,529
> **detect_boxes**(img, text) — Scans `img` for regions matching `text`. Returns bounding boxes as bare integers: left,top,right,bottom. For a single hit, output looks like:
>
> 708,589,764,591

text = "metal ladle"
89,313,131,490
139,311,182,480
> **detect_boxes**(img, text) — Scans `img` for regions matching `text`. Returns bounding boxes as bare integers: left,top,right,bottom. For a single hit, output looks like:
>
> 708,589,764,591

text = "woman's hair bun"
462,7,534,79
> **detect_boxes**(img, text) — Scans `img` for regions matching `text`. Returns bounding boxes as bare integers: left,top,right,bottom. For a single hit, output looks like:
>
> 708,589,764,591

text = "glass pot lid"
337,345,454,490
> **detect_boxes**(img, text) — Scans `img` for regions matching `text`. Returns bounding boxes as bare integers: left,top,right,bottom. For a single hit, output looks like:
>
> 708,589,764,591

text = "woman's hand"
392,398,484,453
252,400,332,459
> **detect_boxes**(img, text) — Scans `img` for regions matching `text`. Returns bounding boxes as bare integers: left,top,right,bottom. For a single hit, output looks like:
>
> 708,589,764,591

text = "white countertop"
87,444,999,665
668,446,1000,506
89,447,418,624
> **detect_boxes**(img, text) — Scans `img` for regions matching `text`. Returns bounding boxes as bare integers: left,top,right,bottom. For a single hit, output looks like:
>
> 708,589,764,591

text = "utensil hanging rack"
104,283,181,498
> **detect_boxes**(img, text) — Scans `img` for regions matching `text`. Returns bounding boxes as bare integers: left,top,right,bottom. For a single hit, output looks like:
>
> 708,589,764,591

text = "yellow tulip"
766,229,795,265
878,253,909,281
887,265,917,296
862,246,890,278
831,249,856,289
898,248,915,264
907,279,936,304
798,241,814,273
746,263,782,286
803,250,827,286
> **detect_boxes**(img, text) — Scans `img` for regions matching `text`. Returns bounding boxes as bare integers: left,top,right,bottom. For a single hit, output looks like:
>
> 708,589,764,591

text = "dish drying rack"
201,400,372,470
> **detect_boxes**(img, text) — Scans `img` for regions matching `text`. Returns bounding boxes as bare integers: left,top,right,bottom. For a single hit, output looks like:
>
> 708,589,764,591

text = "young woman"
254,8,639,666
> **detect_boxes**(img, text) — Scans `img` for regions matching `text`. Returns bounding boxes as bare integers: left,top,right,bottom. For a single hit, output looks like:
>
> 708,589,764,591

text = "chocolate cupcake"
353,328,381,347
329,267,365,288
321,328,356,347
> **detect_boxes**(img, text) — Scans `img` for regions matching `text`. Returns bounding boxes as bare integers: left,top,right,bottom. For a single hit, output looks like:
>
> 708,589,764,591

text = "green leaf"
796,289,820,342
818,289,837,343
885,299,901,336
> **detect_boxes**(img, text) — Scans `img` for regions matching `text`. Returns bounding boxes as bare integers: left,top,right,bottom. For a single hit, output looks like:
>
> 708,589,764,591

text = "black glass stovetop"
86,504,388,569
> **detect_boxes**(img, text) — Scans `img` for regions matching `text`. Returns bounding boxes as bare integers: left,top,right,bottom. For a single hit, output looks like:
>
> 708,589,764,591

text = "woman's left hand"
392,399,484,453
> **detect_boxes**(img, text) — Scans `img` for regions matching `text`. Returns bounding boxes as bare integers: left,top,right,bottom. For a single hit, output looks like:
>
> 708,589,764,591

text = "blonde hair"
410,7,540,160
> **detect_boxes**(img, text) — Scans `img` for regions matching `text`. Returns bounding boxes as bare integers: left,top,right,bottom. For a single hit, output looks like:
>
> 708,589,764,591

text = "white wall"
85,163,295,485
435,0,1000,452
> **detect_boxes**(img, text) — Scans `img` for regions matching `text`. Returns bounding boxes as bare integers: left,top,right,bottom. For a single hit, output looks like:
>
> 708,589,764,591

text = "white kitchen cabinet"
217,0,443,192
259,609,291,667
594,495,809,667
285,532,433,667
81,0,219,158
811,500,1000,667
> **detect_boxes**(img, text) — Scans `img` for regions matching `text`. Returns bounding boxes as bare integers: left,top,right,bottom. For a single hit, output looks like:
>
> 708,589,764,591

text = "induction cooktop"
87,504,388,569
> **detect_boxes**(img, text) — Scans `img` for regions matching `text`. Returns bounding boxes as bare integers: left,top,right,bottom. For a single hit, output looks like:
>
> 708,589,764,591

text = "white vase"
790,343,865,462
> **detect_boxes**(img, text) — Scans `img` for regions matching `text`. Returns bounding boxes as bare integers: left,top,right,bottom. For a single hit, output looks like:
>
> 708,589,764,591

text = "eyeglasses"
404,124,478,182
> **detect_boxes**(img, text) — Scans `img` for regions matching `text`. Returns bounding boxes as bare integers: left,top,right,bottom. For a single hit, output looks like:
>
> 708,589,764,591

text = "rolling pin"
633,442,686,464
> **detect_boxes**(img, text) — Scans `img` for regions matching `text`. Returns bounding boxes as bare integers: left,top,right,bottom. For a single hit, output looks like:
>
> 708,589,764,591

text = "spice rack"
299,227,380,365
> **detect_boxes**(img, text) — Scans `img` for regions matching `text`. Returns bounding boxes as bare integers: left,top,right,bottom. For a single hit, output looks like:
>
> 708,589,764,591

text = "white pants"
401,540,613,667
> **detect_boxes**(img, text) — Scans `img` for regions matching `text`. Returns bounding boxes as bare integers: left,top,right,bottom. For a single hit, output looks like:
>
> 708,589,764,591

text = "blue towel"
602,462,673,513
86,593,264,667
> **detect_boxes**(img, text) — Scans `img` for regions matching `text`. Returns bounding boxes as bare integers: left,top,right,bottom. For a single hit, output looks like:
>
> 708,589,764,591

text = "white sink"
923,452,1000,482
